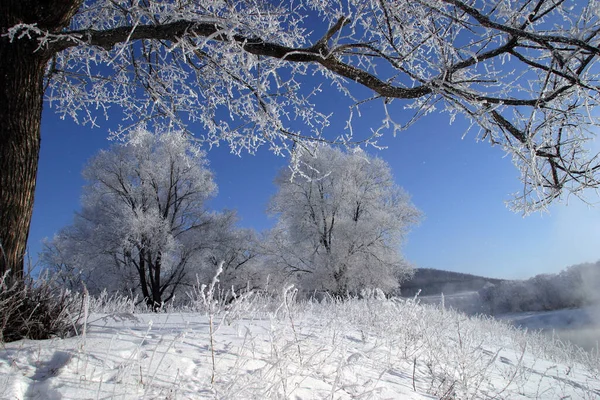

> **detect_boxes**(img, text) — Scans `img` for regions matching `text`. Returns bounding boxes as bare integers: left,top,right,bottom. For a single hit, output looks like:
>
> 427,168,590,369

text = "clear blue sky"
29,86,600,280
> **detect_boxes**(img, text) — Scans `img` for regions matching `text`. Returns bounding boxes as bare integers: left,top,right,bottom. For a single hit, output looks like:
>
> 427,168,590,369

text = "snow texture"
1,295,599,399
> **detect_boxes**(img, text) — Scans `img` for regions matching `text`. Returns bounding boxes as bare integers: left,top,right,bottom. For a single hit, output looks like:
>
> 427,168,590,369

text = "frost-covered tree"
42,128,234,308
267,146,421,296
479,260,600,314
195,226,265,296
3,0,600,279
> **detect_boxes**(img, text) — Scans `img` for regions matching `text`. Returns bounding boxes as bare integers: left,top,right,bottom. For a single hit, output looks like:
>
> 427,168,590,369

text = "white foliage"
2,0,595,212
267,145,421,295
42,128,236,306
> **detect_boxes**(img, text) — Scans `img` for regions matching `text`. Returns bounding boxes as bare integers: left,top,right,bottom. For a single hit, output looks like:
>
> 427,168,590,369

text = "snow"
1,297,599,399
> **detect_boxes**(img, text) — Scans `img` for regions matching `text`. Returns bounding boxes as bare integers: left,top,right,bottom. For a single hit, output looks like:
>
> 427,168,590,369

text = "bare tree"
267,146,421,296
2,0,600,278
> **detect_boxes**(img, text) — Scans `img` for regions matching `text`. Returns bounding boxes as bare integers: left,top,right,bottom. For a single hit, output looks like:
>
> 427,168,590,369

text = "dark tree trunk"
0,33,46,279
137,250,151,303
0,0,81,280
151,253,162,310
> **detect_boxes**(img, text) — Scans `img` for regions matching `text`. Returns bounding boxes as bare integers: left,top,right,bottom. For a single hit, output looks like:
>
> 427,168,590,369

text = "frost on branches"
2,0,600,277
266,146,421,296
41,128,256,308
22,0,600,212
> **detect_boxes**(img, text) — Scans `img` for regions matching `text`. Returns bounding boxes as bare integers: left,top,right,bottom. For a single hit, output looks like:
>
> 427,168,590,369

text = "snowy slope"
1,295,599,399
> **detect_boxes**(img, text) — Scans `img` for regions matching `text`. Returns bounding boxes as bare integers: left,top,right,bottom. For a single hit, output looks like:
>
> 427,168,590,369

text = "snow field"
1,292,599,399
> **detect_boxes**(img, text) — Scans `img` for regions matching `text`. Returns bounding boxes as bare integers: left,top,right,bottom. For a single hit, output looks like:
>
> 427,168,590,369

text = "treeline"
41,130,420,307
400,268,503,297
479,261,600,315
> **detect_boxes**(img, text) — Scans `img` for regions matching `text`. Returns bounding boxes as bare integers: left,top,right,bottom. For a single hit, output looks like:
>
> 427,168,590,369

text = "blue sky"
29,89,600,280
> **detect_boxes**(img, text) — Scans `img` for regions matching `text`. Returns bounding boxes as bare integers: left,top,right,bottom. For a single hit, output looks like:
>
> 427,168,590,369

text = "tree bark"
152,252,162,309
0,0,80,279
0,36,46,279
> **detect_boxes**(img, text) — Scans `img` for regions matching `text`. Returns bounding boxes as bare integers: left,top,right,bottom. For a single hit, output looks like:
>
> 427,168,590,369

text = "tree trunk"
151,253,163,311
0,0,81,280
0,37,46,279
136,249,151,304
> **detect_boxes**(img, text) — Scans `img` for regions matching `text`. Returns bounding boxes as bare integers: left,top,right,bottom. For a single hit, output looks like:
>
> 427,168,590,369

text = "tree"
199,227,266,298
267,146,421,296
42,128,229,308
478,261,600,314
2,0,600,278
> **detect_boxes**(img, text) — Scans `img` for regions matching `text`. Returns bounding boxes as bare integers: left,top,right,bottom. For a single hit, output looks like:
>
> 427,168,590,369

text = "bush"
0,272,84,343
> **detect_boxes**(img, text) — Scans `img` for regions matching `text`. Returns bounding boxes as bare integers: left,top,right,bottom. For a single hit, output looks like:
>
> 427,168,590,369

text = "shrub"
0,272,84,343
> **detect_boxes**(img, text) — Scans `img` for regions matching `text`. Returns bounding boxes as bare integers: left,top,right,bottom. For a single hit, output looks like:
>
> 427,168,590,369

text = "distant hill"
400,268,504,297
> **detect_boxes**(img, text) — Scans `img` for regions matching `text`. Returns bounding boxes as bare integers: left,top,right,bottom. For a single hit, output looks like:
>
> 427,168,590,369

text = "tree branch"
50,19,431,100
441,0,600,55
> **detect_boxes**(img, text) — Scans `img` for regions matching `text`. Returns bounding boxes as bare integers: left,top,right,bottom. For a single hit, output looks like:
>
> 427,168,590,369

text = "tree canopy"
2,0,600,277
267,146,421,295
41,128,248,307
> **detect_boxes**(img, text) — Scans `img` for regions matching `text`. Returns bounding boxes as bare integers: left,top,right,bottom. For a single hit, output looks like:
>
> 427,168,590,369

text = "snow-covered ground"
1,294,599,399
